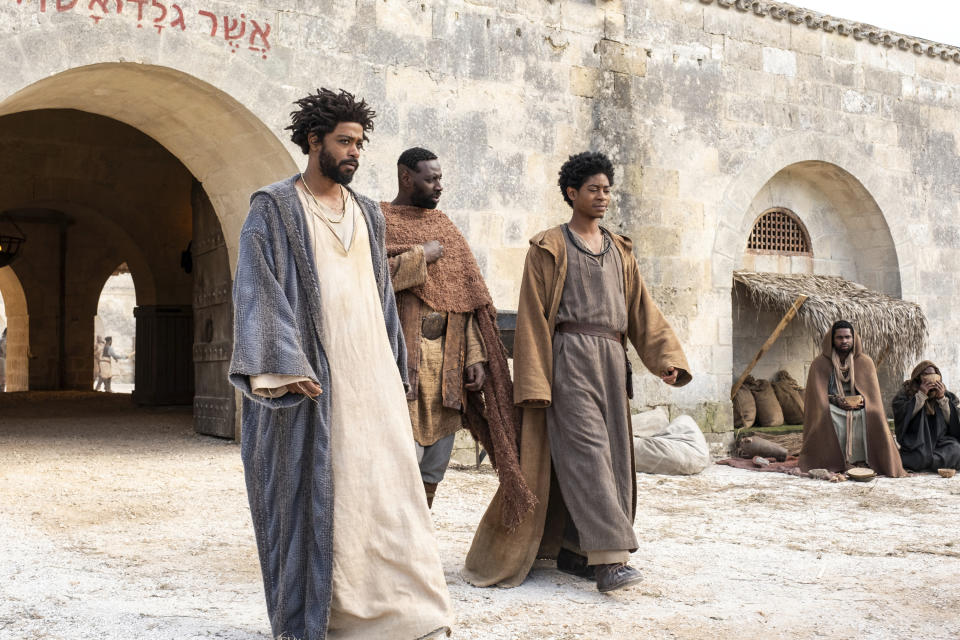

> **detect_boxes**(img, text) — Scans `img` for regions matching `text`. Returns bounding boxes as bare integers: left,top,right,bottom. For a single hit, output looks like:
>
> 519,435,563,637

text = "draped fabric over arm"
230,214,319,409
512,243,554,407
623,251,691,387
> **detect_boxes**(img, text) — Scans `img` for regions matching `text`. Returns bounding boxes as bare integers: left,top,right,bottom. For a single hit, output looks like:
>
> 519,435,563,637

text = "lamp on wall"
0,216,26,268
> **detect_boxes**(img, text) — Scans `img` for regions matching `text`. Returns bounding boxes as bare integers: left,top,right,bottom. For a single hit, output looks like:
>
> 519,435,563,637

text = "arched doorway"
95,264,136,394
731,160,903,399
0,266,28,392
0,63,297,437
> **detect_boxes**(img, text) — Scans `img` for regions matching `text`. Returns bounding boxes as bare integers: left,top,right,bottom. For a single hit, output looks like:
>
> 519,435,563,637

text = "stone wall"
2,0,959,433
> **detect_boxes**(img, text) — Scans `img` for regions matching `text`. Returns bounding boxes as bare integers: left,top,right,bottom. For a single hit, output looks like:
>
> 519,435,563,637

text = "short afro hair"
287,88,376,155
557,151,615,207
397,147,438,171
831,319,854,339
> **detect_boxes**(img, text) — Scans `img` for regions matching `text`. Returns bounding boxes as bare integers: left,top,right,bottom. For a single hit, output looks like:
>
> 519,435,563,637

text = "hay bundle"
745,376,784,428
733,271,927,376
772,370,804,424
733,385,756,429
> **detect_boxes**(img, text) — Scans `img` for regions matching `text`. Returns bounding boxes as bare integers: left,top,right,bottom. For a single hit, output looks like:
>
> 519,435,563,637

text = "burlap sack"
772,370,804,424
732,385,756,429
633,415,711,475
748,378,784,427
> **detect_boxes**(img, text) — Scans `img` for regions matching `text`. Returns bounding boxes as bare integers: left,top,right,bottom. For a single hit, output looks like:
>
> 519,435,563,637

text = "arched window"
746,208,812,256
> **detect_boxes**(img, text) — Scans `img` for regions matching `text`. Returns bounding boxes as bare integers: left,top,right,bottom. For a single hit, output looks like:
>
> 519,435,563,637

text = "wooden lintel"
730,294,808,400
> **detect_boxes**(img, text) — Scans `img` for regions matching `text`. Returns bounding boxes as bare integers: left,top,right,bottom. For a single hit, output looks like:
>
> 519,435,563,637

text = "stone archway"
0,63,297,435
731,160,902,387
712,131,915,302
0,62,298,270
0,266,29,391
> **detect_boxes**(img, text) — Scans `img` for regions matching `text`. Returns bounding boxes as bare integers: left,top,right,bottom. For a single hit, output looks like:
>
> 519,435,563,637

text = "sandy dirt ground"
2,392,959,640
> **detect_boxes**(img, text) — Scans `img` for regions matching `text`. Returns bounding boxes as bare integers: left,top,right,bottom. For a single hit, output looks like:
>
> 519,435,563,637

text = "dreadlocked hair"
287,88,376,154
557,151,614,207
397,147,438,171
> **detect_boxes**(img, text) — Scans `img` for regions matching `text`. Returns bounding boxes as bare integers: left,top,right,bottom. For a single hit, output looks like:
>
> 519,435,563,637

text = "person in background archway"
93,335,104,391
97,336,123,392
799,320,906,477
382,147,521,511
229,89,451,640
892,361,960,471
464,152,692,594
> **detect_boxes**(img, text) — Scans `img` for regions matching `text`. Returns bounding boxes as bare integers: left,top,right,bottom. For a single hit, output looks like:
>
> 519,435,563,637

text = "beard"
411,189,439,210
319,147,358,185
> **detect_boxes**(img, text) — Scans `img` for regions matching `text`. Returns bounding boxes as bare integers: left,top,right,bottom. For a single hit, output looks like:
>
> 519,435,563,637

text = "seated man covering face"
892,361,960,471
799,320,906,477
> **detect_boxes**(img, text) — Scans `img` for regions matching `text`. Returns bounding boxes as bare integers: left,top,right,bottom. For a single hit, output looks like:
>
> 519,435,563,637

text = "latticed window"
746,208,812,255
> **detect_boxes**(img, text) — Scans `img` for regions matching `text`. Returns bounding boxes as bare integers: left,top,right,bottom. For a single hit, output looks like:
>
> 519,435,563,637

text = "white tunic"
253,184,453,639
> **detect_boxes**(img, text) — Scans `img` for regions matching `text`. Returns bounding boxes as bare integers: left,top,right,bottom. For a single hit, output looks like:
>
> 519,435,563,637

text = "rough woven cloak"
382,203,533,528
228,175,406,640
799,332,905,477
463,224,691,587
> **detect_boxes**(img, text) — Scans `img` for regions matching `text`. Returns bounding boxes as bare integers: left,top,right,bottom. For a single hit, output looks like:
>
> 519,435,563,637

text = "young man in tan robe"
464,151,692,593
383,147,487,508
799,320,906,478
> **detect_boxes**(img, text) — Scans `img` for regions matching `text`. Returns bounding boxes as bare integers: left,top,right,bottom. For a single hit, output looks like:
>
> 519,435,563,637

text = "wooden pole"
730,294,808,400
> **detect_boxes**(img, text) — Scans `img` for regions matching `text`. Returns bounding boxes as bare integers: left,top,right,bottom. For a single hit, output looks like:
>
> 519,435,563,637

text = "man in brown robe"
463,151,692,593
383,147,521,509
799,320,906,477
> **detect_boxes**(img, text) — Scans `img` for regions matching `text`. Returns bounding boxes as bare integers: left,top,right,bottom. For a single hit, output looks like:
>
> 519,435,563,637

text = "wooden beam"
730,294,808,400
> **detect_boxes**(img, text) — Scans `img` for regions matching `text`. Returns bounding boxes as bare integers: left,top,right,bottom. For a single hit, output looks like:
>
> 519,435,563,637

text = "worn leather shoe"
556,548,596,580
595,563,643,593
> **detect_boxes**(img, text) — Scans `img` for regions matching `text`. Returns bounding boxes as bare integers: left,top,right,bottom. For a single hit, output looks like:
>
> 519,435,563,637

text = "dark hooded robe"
892,361,960,471
799,331,906,477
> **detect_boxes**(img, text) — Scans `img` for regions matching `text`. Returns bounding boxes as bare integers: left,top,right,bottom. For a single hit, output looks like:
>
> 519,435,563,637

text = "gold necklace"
300,173,346,224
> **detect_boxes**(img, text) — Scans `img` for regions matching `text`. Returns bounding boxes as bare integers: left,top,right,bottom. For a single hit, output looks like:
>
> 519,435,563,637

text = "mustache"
340,159,358,168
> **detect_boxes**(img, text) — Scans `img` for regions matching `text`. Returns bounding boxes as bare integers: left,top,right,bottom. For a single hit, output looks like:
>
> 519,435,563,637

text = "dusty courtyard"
1,392,958,640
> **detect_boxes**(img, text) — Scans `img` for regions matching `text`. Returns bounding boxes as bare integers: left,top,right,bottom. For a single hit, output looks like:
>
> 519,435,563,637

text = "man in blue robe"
229,88,451,640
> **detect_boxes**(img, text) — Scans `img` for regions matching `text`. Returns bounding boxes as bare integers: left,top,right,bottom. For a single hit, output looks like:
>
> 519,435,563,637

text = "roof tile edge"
700,0,960,65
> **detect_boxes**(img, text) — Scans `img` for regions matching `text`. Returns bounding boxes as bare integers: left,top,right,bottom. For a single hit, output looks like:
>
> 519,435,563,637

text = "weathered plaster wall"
2,0,959,431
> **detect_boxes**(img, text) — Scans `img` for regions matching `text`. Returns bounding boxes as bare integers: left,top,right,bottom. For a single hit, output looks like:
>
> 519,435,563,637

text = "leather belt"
421,312,448,340
555,322,623,344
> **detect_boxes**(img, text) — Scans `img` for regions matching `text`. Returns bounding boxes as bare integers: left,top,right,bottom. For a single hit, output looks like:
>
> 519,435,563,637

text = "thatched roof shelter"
733,271,927,375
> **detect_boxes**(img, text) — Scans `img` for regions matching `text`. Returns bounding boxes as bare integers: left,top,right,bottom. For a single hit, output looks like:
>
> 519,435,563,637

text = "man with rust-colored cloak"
383,147,530,514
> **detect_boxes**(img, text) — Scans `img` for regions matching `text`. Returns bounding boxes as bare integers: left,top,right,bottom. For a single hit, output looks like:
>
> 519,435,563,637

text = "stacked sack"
734,371,805,429
771,370,805,425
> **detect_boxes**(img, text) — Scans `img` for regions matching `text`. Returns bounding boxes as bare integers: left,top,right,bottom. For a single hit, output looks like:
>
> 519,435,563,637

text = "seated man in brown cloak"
383,147,523,510
799,320,906,477
892,361,960,472
463,151,692,594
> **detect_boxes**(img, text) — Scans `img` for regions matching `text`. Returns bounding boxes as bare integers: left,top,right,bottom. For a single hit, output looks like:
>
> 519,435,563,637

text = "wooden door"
191,180,236,438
